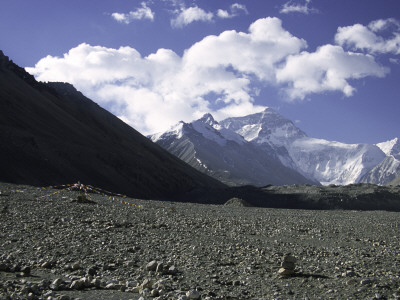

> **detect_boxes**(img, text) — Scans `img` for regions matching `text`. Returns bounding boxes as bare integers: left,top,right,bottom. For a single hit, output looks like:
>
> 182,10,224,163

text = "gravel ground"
0,182,399,300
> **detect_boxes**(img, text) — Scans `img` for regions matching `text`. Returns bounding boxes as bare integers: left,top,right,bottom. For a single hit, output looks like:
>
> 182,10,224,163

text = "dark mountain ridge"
0,50,224,199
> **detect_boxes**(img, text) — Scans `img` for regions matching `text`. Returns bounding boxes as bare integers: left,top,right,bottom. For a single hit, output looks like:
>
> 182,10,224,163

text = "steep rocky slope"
0,50,224,199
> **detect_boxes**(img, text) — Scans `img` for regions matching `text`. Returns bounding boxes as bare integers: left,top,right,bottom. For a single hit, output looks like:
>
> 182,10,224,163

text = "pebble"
360,279,373,285
21,265,31,275
156,262,164,273
346,279,358,285
342,270,356,277
142,278,155,289
186,289,200,299
168,265,177,275
71,262,81,270
41,261,53,269
146,260,158,271
50,278,64,290
70,279,84,290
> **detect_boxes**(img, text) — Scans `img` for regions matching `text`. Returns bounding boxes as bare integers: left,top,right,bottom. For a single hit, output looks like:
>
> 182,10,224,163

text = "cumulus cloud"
26,17,390,134
276,45,389,99
111,2,154,24
184,17,306,81
171,6,213,28
217,3,248,19
280,0,318,14
335,18,400,55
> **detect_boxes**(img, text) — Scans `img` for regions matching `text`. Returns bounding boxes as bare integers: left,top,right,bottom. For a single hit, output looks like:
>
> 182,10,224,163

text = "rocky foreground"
1,183,399,300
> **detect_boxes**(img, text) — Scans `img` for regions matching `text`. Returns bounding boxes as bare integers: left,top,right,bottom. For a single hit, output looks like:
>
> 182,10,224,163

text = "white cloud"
216,9,230,19
390,58,400,64
26,17,390,134
184,17,306,81
217,3,248,19
111,2,154,24
280,0,318,14
276,45,389,99
335,18,400,55
171,6,213,28
369,18,400,32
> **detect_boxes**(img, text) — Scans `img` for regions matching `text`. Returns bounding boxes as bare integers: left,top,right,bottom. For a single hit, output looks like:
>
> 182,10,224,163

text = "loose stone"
168,265,177,275
278,253,297,276
70,279,84,290
186,289,201,299
146,260,158,271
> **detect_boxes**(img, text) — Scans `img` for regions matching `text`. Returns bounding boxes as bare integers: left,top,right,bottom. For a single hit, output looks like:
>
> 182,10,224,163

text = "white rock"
186,289,200,299
278,267,295,276
146,260,157,271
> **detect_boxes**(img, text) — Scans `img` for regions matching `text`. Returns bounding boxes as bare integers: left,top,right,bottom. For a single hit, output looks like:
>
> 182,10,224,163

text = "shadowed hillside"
0,50,224,199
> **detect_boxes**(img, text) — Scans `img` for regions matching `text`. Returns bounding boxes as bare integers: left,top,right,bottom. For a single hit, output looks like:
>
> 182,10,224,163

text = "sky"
1,0,399,144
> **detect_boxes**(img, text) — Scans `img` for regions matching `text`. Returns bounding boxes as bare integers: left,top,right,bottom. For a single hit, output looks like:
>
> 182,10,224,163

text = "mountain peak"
220,108,306,144
377,137,400,156
198,113,217,126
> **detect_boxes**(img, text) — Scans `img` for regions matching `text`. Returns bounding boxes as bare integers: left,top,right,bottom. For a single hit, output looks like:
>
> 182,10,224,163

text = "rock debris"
0,182,399,299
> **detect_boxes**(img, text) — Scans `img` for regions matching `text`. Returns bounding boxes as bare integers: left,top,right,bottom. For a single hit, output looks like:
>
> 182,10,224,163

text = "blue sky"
1,0,399,144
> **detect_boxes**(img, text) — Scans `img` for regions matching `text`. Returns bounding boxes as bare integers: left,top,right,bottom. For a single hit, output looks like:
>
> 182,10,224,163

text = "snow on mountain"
360,156,400,185
191,113,245,146
290,138,386,185
221,108,387,186
149,113,316,187
151,108,395,186
376,137,400,157
360,137,400,185
220,108,306,146
150,121,185,143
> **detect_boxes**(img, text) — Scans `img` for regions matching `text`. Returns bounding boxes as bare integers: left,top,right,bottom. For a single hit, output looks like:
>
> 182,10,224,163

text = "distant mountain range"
0,50,224,199
151,109,399,187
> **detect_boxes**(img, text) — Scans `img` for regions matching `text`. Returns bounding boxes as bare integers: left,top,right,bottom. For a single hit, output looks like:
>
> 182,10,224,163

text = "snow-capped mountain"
151,108,396,186
150,114,317,187
221,108,387,185
220,108,306,146
360,138,400,185
376,137,400,156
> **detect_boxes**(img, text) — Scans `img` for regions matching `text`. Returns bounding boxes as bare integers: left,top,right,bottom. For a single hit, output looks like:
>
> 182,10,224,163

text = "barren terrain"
1,182,399,299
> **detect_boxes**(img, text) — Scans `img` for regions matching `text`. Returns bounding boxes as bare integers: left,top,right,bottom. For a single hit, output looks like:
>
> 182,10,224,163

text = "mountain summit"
220,108,307,145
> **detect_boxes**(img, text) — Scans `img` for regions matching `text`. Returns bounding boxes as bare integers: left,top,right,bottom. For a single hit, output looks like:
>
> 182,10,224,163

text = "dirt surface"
1,182,400,299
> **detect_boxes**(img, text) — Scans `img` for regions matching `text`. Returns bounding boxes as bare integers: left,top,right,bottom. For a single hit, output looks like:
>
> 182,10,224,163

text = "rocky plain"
1,182,400,300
